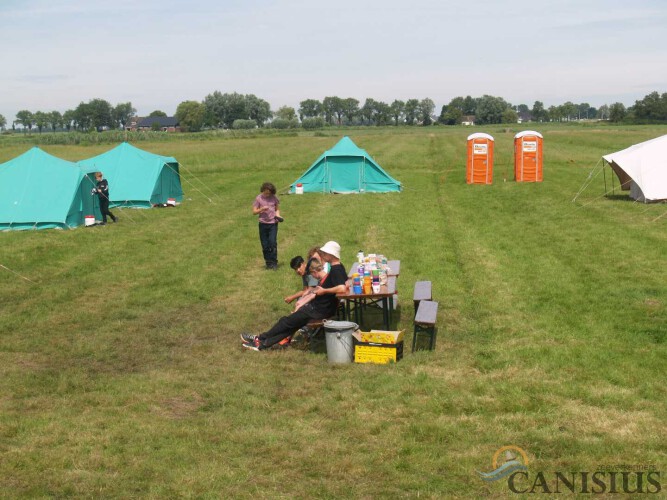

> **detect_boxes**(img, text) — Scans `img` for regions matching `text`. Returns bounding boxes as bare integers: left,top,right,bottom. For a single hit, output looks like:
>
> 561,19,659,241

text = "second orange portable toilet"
466,133,494,184
514,131,543,182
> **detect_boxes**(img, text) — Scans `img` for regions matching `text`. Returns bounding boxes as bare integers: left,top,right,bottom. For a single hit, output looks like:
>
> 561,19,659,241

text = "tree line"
1,90,665,133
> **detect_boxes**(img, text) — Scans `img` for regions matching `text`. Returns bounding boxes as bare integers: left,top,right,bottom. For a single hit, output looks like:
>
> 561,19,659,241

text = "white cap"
320,241,341,259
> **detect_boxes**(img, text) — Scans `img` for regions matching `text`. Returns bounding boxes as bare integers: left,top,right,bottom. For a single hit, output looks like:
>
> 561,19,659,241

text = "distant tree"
360,98,377,124
501,108,519,124
517,104,529,114
609,102,627,122
73,102,91,130
374,101,392,126
531,101,546,122
597,104,609,120
0,114,6,130
275,106,297,121
203,91,249,128
439,97,465,125
578,102,591,120
62,110,75,131
439,105,463,125
175,100,206,132
87,98,113,129
203,91,225,127
390,100,405,125
419,98,435,125
547,105,560,122
298,99,323,120
476,95,511,125
245,94,272,126
113,102,136,129
16,110,34,133
34,111,48,133
633,91,667,121
48,111,62,132
149,110,167,117
404,99,420,125
151,121,162,131
463,95,477,114
341,98,359,124
561,101,578,121
322,96,342,125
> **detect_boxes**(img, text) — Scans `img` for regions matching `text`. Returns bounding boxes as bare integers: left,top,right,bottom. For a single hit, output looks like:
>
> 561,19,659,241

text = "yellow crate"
354,341,403,364
359,330,405,344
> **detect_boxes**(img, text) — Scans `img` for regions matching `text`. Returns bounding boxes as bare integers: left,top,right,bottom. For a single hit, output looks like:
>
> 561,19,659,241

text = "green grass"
1,124,666,497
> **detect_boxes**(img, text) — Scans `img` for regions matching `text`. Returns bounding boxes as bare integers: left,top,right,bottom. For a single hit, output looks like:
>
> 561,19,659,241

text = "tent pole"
603,160,607,197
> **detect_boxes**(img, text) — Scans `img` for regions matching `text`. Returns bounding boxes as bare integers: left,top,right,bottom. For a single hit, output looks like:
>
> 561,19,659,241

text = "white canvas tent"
603,135,667,202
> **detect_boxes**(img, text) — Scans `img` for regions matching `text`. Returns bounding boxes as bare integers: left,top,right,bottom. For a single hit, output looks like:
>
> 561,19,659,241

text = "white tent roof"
602,135,667,202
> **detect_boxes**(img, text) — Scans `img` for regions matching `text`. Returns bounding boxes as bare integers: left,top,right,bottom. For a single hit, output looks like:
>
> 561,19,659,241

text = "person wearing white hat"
241,241,347,351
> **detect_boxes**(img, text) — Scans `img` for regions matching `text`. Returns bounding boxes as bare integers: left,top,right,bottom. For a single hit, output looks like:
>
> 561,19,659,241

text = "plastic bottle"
357,250,364,263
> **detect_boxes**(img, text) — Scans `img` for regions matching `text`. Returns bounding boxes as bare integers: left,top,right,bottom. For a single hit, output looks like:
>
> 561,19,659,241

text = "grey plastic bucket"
323,320,358,364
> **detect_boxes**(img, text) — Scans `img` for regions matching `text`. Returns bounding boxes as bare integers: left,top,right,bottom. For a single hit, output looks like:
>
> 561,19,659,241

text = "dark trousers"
259,304,326,347
99,198,115,223
258,222,278,267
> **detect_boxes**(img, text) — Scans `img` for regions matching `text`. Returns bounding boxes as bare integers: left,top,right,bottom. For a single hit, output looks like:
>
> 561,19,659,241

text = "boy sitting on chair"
241,241,347,351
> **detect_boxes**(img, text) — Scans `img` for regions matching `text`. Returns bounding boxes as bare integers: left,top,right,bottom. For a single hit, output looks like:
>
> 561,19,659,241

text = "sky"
1,0,666,122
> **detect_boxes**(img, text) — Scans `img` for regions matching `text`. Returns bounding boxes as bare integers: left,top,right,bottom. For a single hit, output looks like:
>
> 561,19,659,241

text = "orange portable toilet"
514,131,543,182
466,133,494,184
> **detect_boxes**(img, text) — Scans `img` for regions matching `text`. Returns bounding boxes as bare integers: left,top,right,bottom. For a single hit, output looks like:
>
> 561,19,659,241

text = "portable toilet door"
514,131,543,182
466,133,494,184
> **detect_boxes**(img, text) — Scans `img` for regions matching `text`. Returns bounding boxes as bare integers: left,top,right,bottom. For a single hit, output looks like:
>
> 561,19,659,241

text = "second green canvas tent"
78,142,183,208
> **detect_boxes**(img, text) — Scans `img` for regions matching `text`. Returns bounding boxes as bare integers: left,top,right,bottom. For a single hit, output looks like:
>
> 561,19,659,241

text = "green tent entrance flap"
78,142,183,208
290,136,401,193
0,147,98,230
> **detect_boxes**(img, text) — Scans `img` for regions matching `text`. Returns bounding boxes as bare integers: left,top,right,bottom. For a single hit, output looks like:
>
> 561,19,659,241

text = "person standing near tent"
93,172,117,225
252,182,282,270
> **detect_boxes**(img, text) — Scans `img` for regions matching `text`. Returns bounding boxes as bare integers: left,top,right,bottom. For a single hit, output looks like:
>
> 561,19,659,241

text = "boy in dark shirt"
241,241,347,350
284,255,319,306
93,172,117,225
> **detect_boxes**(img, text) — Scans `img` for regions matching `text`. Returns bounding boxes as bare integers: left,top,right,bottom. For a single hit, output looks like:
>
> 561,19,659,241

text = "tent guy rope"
0,264,37,284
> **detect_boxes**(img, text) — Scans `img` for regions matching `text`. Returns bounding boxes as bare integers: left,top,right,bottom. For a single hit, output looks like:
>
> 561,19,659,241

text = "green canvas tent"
290,136,401,193
0,147,98,230
78,142,183,208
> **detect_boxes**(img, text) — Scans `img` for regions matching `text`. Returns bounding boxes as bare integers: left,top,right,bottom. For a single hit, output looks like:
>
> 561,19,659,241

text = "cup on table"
372,283,381,293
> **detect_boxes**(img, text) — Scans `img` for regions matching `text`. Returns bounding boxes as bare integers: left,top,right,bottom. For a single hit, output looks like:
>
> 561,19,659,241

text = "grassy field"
1,124,666,497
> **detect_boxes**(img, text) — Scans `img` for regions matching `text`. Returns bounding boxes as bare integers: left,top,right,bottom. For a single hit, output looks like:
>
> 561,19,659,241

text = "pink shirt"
253,194,279,224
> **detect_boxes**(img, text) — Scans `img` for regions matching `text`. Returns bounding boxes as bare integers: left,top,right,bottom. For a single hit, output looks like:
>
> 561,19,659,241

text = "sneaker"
240,333,257,343
242,340,265,351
